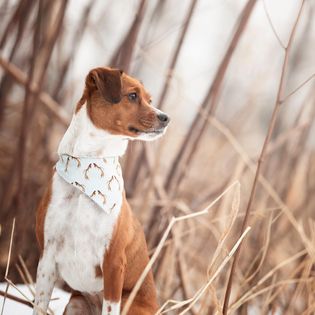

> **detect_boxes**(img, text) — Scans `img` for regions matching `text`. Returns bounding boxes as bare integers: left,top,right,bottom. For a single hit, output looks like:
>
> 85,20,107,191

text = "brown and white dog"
33,67,169,315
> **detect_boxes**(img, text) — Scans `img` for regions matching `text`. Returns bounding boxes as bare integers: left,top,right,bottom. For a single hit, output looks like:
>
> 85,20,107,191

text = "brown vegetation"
1,0,315,314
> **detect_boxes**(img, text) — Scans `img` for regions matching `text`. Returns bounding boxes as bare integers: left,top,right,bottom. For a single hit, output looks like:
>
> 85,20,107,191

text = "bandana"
55,154,124,214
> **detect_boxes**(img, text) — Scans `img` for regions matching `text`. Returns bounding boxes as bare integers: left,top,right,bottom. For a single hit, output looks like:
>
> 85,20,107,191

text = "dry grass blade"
230,249,307,311
0,218,15,315
207,182,240,277
158,227,251,315
122,181,240,315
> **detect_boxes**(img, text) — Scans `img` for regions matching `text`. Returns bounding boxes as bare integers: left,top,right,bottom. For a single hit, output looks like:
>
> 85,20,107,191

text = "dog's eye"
128,93,138,101
148,99,152,104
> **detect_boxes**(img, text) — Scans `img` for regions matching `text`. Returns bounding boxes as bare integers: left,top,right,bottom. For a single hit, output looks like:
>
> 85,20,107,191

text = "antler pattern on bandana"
90,190,106,205
71,181,85,192
56,154,124,214
108,175,120,191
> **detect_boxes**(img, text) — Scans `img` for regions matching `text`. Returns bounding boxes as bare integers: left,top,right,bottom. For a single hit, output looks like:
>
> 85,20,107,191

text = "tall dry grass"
1,0,315,314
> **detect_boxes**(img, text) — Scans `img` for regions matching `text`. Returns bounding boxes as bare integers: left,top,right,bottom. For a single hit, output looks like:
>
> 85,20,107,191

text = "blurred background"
1,0,315,314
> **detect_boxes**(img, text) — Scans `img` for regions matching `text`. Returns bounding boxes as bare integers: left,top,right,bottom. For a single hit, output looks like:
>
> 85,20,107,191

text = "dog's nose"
157,113,170,125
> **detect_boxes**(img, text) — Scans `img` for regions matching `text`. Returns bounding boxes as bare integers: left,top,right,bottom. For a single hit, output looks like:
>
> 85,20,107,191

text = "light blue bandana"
55,154,124,213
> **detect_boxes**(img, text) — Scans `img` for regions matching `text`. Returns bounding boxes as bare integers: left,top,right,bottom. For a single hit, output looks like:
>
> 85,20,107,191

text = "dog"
33,67,170,315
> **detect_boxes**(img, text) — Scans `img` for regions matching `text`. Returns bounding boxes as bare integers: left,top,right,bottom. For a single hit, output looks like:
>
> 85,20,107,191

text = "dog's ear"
86,68,122,104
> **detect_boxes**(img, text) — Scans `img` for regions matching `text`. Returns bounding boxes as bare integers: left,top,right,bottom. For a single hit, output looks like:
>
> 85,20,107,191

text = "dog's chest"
44,173,121,293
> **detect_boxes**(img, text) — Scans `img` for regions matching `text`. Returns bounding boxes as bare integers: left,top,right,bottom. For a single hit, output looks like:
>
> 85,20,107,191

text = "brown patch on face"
77,67,169,137
95,265,103,278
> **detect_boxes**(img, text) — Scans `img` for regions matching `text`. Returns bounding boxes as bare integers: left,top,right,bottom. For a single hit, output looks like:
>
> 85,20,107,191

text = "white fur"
47,174,120,292
135,126,168,141
33,250,57,315
102,299,121,315
58,104,128,157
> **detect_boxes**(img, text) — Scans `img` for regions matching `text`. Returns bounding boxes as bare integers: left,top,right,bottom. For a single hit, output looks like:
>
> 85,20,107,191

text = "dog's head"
77,67,170,141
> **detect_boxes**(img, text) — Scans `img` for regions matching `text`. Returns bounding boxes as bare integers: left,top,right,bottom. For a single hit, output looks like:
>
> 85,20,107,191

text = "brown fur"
103,192,157,312
36,175,53,254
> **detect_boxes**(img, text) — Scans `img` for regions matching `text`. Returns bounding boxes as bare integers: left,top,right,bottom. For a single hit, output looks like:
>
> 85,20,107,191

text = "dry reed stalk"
0,218,15,315
146,0,257,251
110,0,147,71
206,183,240,276
15,264,34,297
116,1,149,190
127,0,199,192
52,1,93,101
16,0,68,205
0,220,48,313
241,210,273,287
156,0,198,110
0,57,69,125
222,3,306,313
237,278,314,310
164,0,257,196
18,256,35,291
0,0,35,127
278,260,311,314
0,289,33,308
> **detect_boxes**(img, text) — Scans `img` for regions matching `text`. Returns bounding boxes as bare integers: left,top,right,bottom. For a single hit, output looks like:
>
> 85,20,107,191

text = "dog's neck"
58,104,128,158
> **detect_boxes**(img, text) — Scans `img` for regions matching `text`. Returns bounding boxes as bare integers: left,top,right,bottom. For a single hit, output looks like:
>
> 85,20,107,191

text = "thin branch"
262,0,286,49
222,2,306,314
0,290,33,308
280,73,315,104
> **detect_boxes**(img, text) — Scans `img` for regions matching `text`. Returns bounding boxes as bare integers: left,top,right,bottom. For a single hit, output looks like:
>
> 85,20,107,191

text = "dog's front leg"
33,249,57,315
102,250,126,315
